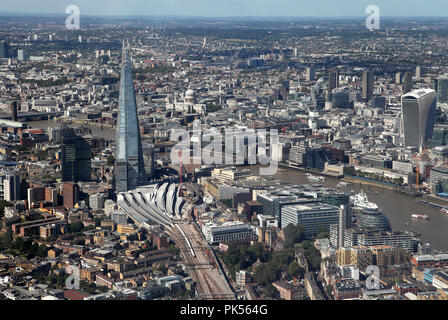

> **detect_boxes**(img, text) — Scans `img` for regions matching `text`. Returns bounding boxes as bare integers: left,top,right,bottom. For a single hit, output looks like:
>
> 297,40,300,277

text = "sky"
1,0,448,17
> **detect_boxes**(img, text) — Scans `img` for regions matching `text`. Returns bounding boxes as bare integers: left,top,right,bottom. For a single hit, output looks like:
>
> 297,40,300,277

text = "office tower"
115,41,146,192
0,41,9,58
395,72,401,84
10,101,18,122
332,87,353,109
89,193,106,210
143,143,155,179
3,174,20,201
78,35,83,43
328,69,339,99
111,209,127,225
281,202,339,238
63,182,79,209
416,66,421,80
371,95,386,109
61,127,92,182
306,66,315,82
362,69,374,102
437,77,448,104
403,72,413,94
17,49,27,61
402,88,437,153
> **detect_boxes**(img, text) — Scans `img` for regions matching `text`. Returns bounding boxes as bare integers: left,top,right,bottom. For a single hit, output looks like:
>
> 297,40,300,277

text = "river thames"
25,120,448,251
26,120,117,140
247,166,448,252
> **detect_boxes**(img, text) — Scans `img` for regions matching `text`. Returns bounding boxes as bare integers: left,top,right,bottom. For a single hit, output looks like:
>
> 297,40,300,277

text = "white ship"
306,174,325,181
337,181,351,187
350,191,379,210
412,214,430,220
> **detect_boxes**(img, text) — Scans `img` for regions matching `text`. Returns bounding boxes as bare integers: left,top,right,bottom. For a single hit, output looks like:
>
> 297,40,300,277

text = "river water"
26,120,117,140
26,120,448,251
247,166,448,252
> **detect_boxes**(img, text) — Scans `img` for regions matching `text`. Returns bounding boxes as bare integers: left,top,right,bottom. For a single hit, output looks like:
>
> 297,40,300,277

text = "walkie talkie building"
115,42,146,192
401,88,437,153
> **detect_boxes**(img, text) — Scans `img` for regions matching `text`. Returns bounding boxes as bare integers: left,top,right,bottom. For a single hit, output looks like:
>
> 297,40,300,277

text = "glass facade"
437,77,448,104
61,127,91,182
402,89,437,152
115,42,146,192
281,202,339,238
428,124,448,150
358,208,391,231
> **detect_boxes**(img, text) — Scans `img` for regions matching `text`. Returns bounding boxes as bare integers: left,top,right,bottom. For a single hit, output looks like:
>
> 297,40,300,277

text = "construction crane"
178,148,183,197
416,139,432,188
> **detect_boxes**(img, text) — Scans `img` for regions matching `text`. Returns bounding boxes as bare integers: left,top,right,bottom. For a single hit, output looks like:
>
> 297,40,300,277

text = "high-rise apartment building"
3,173,20,201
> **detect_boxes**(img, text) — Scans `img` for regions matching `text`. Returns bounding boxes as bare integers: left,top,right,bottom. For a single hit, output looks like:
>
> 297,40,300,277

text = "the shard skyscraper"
115,42,146,192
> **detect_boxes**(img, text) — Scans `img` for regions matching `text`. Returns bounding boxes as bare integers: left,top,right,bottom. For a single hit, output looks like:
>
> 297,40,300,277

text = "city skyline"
1,0,448,17
2,3,448,304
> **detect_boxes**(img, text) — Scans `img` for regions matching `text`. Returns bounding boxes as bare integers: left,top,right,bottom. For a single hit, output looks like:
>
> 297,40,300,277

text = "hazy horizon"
0,0,447,18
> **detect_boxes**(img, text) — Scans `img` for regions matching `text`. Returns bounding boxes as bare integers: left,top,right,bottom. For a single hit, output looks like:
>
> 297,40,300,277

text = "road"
166,221,235,300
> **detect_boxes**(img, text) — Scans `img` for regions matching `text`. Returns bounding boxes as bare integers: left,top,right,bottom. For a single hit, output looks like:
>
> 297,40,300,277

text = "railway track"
166,222,235,300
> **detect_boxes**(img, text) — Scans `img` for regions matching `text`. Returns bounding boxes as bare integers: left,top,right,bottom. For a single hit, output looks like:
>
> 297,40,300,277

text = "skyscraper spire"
115,41,146,192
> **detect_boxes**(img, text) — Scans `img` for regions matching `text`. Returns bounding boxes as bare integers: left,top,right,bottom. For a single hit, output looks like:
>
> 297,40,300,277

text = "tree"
220,199,233,207
169,244,180,256
94,218,101,227
287,262,305,280
310,255,322,271
283,224,305,248
325,284,333,298
37,244,48,257
69,221,85,233
317,231,329,239
316,226,329,239
107,154,115,166
74,239,85,246
264,283,280,299
0,227,13,250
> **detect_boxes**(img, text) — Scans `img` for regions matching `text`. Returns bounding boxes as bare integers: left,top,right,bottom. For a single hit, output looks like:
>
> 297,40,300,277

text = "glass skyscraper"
437,77,448,104
115,42,146,192
401,88,436,153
